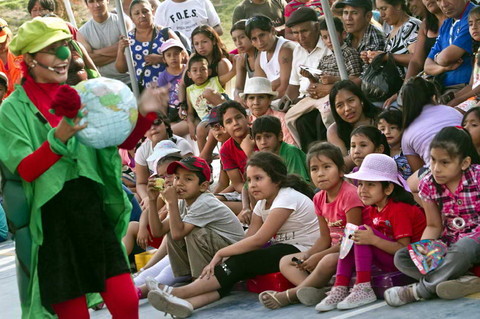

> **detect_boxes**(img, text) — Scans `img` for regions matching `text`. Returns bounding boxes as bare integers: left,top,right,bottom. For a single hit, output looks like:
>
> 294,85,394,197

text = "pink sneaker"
337,282,377,310
315,286,349,312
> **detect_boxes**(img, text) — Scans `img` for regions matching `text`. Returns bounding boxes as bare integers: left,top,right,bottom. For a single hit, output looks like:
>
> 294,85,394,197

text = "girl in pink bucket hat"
315,153,426,312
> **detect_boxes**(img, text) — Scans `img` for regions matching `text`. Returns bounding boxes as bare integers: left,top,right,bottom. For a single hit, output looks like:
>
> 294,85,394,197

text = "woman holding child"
116,0,177,90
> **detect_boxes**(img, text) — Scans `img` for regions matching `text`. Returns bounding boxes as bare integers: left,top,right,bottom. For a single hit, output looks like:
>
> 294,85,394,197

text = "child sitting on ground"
147,152,319,318
241,77,297,146
186,55,228,152
122,140,184,256
378,109,412,180
385,127,480,306
316,153,425,311
134,150,190,299
252,115,309,182
157,39,188,135
261,142,367,309
148,156,245,283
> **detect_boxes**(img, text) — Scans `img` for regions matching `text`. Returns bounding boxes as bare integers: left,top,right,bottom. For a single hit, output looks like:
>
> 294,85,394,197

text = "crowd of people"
0,0,480,318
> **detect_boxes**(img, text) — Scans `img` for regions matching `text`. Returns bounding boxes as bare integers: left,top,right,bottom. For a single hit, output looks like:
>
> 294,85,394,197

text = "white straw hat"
239,77,278,99
344,153,407,188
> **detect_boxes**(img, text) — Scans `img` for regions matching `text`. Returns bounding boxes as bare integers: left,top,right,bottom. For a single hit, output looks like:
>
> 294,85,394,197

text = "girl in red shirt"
316,153,426,311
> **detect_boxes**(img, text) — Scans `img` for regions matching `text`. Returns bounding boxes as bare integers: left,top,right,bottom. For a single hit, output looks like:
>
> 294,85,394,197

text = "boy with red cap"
148,156,244,282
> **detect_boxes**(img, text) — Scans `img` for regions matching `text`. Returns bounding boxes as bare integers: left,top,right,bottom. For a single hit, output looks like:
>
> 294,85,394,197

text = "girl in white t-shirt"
146,151,319,317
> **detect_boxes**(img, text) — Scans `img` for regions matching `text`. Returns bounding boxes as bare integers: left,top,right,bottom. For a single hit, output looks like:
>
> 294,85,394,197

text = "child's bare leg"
172,120,189,137
163,275,222,299
185,291,221,309
213,170,230,193
299,253,338,288
196,122,209,153
122,221,139,255
199,131,217,162
279,252,310,285
262,253,338,309
223,201,242,215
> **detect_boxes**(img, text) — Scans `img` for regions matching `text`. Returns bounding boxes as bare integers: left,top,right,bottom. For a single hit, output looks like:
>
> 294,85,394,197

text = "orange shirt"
0,50,23,98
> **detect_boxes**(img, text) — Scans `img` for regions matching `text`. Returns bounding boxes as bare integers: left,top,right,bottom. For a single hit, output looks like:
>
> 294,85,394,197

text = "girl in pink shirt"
261,142,367,309
317,153,425,311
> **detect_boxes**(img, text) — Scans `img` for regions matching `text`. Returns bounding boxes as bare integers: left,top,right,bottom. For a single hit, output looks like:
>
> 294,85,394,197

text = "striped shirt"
284,0,323,17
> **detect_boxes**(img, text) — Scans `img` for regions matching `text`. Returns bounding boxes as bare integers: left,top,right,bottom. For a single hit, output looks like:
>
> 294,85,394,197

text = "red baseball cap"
167,156,211,182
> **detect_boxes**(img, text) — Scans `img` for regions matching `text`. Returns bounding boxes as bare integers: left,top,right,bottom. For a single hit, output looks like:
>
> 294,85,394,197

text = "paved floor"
1,239,479,318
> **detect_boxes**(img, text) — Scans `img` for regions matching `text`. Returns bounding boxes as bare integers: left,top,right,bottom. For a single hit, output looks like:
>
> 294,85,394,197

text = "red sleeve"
219,140,237,171
284,4,294,17
118,112,156,150
391,202,414,240
17,141,62,182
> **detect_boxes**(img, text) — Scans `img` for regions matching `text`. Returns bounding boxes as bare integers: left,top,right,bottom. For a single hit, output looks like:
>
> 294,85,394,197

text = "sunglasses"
209,122,222,130
152,118,164,126
245,15,271,26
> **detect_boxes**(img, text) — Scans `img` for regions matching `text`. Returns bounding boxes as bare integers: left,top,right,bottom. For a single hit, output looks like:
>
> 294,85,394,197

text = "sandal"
259,289,295,310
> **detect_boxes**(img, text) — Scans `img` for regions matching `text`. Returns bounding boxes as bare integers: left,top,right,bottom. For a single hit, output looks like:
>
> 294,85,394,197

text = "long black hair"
329,80,379,148
380,182,417,206
351,125,391,156
247,151,314,199
430,126,480,165
401,76,439,129
245,15,274,39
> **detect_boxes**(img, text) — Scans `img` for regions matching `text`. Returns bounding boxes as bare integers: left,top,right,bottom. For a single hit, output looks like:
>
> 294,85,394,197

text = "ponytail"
283,174,315,199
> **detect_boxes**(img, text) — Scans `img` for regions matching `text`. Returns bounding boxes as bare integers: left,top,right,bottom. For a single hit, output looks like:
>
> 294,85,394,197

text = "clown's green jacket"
0,85,131,318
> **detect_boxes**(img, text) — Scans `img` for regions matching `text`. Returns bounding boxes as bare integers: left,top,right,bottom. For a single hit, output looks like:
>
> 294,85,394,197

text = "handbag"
361,52,403,102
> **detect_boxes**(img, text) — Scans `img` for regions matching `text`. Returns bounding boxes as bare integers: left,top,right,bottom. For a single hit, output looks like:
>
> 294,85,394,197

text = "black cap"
335,0,373,12
207,106,221,126
286,7,319,28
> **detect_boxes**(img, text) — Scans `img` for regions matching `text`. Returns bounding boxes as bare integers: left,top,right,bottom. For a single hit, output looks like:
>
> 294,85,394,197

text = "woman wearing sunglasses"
135,112,194,214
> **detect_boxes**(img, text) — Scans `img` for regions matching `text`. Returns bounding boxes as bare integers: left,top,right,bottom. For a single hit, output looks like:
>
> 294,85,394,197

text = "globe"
74,78,138,149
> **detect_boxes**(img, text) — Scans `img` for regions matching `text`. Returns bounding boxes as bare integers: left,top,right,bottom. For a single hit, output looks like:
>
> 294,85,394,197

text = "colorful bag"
408,239,448,275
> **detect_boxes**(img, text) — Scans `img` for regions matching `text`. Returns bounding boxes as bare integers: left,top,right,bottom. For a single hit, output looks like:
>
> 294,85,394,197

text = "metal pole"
114,0,140,98
63,0,77,29
320,0,348,80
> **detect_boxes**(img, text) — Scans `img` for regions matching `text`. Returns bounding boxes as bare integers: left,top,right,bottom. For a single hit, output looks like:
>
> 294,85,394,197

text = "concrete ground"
2,239,479,319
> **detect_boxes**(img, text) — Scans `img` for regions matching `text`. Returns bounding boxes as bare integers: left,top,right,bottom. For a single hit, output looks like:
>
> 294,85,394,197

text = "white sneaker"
436,275,480,300
315,286,349,312
384,284,419,307
145,277,160,292
148,289,193,318
337,282,377,310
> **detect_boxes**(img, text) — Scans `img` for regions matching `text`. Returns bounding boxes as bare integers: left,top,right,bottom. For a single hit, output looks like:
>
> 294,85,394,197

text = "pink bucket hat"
160,38,185,53
344,153,409,189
